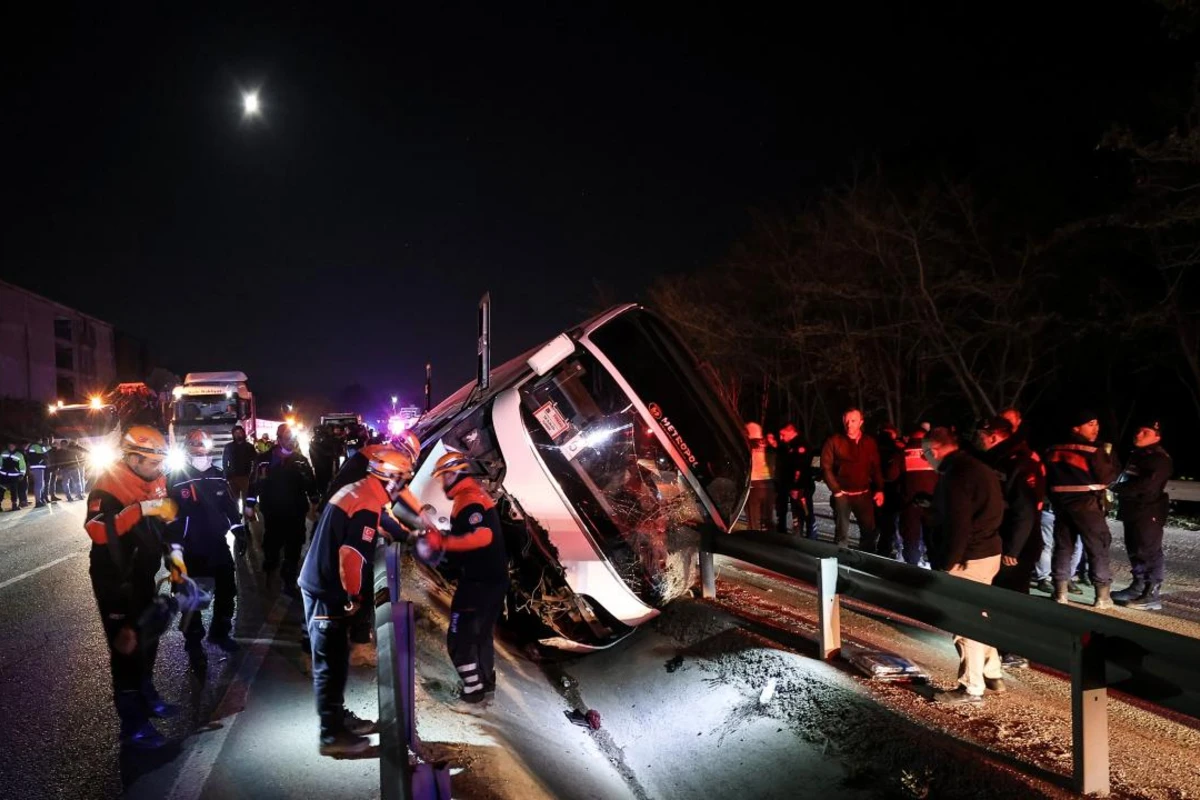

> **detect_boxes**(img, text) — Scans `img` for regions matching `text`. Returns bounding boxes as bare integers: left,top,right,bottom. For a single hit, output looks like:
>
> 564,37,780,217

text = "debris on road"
564,709,602,730
758,677,777,706
846,649,928,683
664,654,684,673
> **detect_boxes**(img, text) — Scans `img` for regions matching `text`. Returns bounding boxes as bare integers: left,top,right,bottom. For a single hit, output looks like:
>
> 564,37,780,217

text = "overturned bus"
407,304,750,652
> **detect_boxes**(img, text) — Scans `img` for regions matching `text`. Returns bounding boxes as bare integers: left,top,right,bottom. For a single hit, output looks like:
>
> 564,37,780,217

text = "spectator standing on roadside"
745,422,774,531
899,428,938,566
821,409,884,552
876,424,905,559
922,427,1005,704
222,425,257,509
774,423,816,538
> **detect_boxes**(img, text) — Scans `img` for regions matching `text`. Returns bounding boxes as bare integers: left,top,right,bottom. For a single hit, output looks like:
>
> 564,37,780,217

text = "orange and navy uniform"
445,477,507,584
85,463,170,653
1044,434,1119,508
299,476,391,608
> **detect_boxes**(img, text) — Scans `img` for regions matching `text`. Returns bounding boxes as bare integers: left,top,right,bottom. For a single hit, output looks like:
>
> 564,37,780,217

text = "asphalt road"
0,501,378,800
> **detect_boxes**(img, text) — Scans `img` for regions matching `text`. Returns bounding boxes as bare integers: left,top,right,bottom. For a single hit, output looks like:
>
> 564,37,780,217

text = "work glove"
166,544,188,584
230,523,249,557
140,498,178,523
414,529,444,564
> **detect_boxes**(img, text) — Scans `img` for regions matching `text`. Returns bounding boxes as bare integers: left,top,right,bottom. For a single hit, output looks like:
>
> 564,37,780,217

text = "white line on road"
0,551,85,591
165,594,292,800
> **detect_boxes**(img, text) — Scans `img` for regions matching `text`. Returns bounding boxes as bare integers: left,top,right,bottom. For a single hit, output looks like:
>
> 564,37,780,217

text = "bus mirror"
527,334,575,377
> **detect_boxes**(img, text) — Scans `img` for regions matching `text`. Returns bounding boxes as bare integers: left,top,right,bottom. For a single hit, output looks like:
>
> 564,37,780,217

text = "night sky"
2,2,1189,414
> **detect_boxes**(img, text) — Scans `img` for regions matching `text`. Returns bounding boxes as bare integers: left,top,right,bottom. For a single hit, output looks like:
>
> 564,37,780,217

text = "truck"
47,399,122,476
168,371,256,468
408,304,751,652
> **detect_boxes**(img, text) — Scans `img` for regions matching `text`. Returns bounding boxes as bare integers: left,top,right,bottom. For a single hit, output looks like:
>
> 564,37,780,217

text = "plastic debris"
758,677,777,705
665,655,684,673
564,709,602,730
846,650,928,682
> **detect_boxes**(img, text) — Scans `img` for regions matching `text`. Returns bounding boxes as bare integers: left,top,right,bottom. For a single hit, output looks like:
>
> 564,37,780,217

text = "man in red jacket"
821,408,884,552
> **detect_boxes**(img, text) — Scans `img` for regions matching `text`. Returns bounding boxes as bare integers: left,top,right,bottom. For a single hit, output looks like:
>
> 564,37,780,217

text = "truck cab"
169,371,256,468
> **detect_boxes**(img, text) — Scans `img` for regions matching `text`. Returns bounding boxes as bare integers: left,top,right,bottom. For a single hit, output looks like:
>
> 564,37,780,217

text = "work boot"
319,729,371,757
1093,584,1114,610
343,709,380,736
348,641,377,668
483,670,497,694
984,677,1007,693
1075,572,1093,588
1125,583,1163,612
1033,578,1054,594
1111,578,1147,605
1067,580,1083,595
932,687,983,705
1001,653,1029,670
1053,580,1070,605
141,680,179,718
116,691,165,749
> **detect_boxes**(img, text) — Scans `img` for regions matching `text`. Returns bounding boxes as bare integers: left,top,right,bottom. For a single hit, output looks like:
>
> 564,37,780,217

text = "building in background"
0,279,116,403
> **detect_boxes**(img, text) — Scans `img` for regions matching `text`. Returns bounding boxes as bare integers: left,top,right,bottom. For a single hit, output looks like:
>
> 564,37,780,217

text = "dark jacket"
248,446,319,519
774,436,815,494
445,477,508,583
932,449,1003,568
222,440,258,479
300,476,390,606
983,438,1044,560
319,450,368,511
167,464,241,561
1113,444,1172,518
821,433,883,495
1045,433,1120,510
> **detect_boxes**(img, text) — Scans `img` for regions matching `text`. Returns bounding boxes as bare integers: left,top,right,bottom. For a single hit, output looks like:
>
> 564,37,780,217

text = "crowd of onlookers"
0,437,90,510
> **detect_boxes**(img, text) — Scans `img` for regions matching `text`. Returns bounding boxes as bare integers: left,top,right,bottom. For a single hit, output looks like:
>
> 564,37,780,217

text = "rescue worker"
298,445,417,756
1045,410,1120,608
424,450,509,705
977,416,1045,668
246,424,319,593
774,423,815,538
222,424,257,509
27,437,50,507
922,427,1005,704
821,408,884,552
84,425,184,748
255,433,272,454
320,429,424,667
1111,419,1173,611
0,442,24,511
876,424,906,559
167,431,244,670
899,427,938,566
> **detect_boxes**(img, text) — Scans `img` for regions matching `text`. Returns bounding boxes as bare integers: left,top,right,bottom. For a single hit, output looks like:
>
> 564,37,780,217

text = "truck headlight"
89,444,119,471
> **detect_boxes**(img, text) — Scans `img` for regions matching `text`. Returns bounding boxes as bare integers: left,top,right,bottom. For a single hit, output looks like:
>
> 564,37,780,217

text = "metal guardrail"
1167,479,1200,504
700,530,1200,797
375,543,451,800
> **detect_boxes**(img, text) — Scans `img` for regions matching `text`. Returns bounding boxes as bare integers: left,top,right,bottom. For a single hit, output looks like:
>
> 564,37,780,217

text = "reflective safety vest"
1045,443,1106,493
903,446,934,473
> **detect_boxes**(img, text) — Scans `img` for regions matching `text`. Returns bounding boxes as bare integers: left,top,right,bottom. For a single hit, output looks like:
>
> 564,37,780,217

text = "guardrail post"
700,549,716,599
817,556,841,661
1071,632,1108,797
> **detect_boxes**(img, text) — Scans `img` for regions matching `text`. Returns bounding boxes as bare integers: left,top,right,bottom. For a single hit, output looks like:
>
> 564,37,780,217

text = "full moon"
243,92,260,115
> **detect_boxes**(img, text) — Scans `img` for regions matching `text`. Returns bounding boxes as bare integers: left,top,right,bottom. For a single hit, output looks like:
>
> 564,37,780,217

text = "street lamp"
243,91,260,117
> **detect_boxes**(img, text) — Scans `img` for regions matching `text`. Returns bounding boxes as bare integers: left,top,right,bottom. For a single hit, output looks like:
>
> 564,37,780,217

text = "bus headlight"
165,448,188,473
88,443,119,471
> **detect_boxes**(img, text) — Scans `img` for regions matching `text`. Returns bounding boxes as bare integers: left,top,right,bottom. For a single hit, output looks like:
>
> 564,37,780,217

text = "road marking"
166,594,292,800
0,551,85,591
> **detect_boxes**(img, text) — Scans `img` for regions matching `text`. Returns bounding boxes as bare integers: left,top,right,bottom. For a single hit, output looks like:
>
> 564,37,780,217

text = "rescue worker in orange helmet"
423,450,509,705
84,425,184,749
167,430,244,673
298,445,421,757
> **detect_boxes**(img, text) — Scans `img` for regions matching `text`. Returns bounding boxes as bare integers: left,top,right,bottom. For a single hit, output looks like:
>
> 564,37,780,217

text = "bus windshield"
586,308,749,528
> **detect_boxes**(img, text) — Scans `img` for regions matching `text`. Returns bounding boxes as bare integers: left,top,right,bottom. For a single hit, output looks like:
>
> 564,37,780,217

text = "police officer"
0,442,24,511
899,428,938,566
26,437,50,507
246,424,319,592
84,425,185,748
168,431,244,671
298,445,416,757
1045,410,1120,608
423,450,509,705
1112,420,1173,611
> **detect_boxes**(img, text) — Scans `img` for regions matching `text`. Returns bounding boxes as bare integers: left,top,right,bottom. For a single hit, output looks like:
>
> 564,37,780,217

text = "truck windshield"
586,308,750,528
175,396,239,424
521,352,711,607
51,407,118,440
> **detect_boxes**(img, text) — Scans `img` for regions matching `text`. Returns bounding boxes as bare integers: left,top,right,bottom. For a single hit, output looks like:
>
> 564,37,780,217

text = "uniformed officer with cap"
1112,419,1173,611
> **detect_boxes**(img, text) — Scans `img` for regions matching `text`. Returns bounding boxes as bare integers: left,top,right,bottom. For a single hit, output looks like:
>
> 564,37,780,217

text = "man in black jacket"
222,425,257,510
774,423,816,538
1112,420,1173,611
246,425,319,593
923,427,1005,704
977,417,1045,596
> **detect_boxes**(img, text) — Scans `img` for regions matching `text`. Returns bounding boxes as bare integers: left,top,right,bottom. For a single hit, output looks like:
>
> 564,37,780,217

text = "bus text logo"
648,402,697,467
